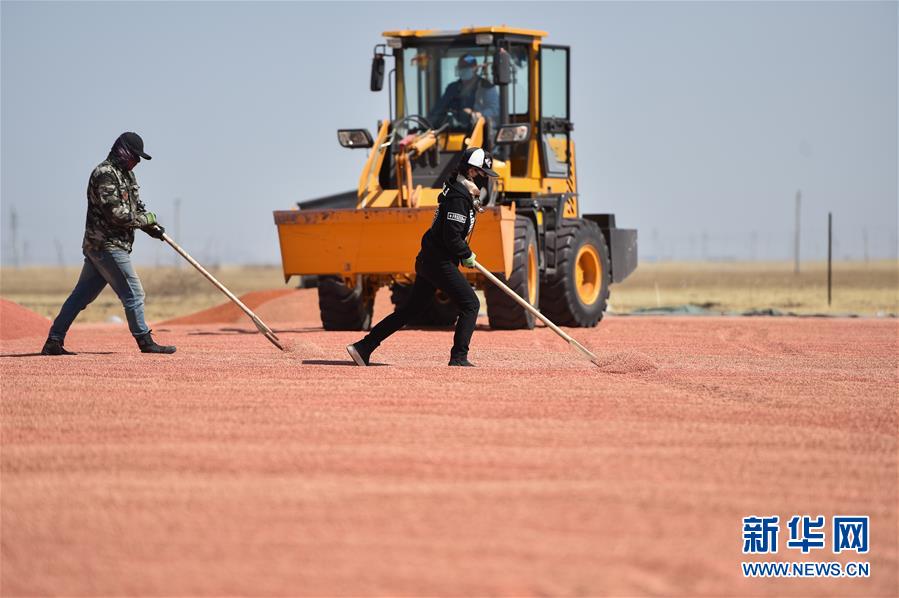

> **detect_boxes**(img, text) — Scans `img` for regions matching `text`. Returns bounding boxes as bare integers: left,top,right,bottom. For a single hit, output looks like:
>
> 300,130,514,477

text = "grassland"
1,260,895,323
610,260,897,315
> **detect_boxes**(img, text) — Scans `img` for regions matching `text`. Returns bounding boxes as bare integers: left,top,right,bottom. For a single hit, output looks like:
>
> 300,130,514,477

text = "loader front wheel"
484,216,539,329
390,283,459,328
318,276,374,331
540,219,611,327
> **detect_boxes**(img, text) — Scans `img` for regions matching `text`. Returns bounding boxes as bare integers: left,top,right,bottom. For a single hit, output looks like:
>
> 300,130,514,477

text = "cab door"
539,45,572,179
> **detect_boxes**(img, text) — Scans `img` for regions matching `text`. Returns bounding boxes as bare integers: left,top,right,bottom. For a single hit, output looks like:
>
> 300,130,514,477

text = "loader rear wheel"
484,216,539,329
389,284,460,328
540,219,611,327
318,276,374,331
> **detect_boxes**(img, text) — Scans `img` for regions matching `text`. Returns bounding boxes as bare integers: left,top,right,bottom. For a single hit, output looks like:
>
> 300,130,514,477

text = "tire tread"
485,216,538,330
539,219,611,327
318,276,373,331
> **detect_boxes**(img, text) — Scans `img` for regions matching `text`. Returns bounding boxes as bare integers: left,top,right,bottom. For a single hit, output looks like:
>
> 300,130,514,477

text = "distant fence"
640,228,897,263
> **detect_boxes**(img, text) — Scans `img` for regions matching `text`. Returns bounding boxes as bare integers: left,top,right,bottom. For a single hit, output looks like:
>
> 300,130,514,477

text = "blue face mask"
459,67,475,81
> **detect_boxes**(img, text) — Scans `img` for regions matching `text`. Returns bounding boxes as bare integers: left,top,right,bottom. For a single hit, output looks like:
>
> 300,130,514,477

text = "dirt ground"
1,294,896,596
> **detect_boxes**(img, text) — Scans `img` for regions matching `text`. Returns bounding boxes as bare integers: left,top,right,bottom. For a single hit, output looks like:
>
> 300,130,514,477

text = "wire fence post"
793,190,802,274
827,212,833,307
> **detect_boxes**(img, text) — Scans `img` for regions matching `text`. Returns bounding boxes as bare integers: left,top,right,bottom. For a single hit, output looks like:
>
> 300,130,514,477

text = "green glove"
462,252,477,268
141,212,157,226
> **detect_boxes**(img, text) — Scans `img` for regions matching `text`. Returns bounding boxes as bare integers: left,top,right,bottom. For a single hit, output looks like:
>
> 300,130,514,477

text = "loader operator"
347,147,499,367
428,54,499,132
41,132,176,356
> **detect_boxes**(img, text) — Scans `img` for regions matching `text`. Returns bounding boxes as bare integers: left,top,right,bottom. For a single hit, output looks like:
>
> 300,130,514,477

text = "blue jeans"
49,248,149,340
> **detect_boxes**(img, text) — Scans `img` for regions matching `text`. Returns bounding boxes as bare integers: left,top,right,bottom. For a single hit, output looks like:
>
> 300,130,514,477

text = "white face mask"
457,174,480,198
458,67,475,81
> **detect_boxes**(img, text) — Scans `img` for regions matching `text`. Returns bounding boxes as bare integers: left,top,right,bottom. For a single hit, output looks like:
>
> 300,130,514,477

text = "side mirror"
495,124,530,145
337,129,374,149
493,48,511,86
370,54,385,92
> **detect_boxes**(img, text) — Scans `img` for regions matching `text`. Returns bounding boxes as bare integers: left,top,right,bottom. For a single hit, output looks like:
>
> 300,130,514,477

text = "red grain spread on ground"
159,287,394,328
1,298,896,596
0,298,50,341
159,289,295,326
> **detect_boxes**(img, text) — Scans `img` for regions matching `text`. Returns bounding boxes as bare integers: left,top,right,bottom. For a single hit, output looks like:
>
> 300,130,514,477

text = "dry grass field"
611,260,897,315
0,260,895,324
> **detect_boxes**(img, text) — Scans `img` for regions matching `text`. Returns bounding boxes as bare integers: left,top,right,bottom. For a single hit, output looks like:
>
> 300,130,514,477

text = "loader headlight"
337,129,374,149
495,124,530,144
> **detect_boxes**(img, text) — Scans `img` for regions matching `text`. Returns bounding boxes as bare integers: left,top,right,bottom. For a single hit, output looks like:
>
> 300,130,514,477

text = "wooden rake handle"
161,233,284,351
472,260,599,365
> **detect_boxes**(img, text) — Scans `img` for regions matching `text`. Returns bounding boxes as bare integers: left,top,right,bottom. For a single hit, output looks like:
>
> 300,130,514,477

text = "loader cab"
278,25,638,333
372,27,575,199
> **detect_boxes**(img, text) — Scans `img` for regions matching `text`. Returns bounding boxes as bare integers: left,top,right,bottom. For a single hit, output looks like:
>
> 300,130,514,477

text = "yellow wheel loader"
274,26,637,330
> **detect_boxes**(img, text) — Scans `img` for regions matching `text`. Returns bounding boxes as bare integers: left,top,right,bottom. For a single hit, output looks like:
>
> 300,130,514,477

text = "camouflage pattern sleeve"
83,160,147,252
134,213,153,227
128,171,149,215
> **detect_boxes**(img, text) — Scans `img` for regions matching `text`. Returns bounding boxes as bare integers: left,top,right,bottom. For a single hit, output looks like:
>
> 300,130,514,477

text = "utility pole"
827,212,833,306
793,189,802,275
54,239,65,268
10,206,19,268
862,227,869,263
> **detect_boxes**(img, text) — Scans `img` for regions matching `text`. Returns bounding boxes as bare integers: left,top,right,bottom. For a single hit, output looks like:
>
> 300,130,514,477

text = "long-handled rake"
472,260,600,367
162,233,284,351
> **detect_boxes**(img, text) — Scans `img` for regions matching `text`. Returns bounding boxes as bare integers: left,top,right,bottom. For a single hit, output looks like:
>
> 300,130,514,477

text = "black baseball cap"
118,132,152,160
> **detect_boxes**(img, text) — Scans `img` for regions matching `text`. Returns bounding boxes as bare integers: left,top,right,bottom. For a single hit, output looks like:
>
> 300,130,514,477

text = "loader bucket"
273,205,517,281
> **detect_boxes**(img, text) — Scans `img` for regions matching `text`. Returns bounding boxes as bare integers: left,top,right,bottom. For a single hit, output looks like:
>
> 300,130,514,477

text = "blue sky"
2,1,896,265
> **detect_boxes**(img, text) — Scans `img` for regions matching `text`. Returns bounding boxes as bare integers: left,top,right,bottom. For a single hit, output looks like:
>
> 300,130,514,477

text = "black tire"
484,216,540,329
318,276,374,331
540,219,611,327
389,282,460,328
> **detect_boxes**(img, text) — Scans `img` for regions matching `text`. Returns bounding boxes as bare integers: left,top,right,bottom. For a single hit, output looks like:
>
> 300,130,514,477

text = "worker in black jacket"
347,147,498,367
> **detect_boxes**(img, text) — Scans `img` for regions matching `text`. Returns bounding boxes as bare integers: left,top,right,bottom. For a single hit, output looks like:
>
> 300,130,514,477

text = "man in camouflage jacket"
42,132,176,355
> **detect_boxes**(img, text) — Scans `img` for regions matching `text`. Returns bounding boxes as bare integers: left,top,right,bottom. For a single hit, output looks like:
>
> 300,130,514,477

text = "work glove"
141,223,166,240
142,211,158,226
461,252,477,268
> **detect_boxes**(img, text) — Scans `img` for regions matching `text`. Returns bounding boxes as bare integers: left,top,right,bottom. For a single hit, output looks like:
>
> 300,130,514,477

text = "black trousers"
362,255,479,360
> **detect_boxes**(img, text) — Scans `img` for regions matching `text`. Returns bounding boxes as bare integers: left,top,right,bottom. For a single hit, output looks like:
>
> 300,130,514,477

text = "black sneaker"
346,342,371,366
41,337,76,356
448,358,475,367
136,331,176,354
